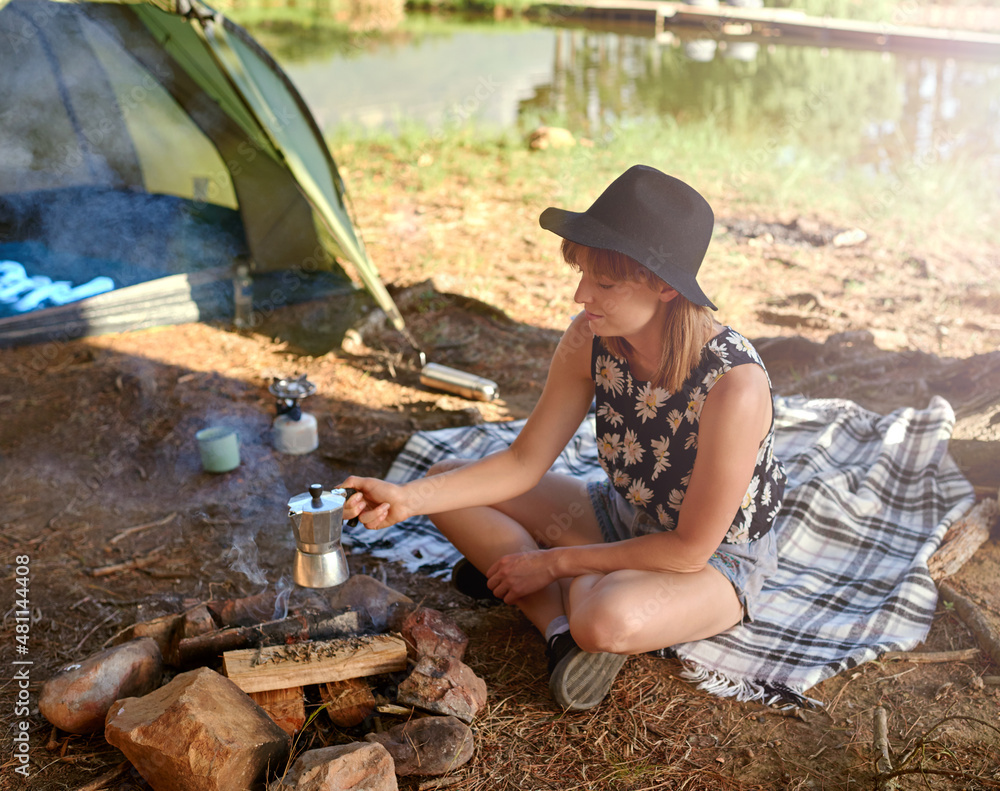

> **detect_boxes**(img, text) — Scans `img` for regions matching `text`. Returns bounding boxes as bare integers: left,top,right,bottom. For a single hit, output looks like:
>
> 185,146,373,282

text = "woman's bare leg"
426,460,743,710
427,460,603,634
566,566,743,654
432,505,565,633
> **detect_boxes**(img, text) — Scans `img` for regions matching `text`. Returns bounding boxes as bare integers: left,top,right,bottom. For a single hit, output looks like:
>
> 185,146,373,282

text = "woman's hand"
486,550,559,604
341,476,411,530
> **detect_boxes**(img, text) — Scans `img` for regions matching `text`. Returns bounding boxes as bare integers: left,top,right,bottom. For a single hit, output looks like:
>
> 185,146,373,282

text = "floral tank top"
592,328,785,544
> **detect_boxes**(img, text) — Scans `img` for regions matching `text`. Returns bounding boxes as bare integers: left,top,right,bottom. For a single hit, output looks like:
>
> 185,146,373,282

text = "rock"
364,716,473,777
400,607,468,662
825,330,876,349
323,574,413,632
340,328,368,356
115,613,182,656
105,666,290,791
182,605,218,638
396,655,487,723
832,227,868,247
528,126,576,150
869,328,910,351
39,638,163,734
270,742,396,791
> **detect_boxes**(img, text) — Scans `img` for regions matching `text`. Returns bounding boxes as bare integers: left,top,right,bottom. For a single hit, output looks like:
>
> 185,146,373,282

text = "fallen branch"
170,609,363,667
58,752,117,764
74,610,121,653
89,546,165,577
880,648,979,664
109,512,177,545
938,581,1000,668
71,761,130,791
418,777,465,791
928,498,998,581
870,715,1000,789
873,707,895,791
877,768,1000,788
376,703,415,716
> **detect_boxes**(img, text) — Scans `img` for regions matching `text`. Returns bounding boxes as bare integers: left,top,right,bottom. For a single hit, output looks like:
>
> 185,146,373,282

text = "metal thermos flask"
419,362,499,402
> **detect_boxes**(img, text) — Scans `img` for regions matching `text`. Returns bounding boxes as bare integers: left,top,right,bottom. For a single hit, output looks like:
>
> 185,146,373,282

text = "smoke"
225,540,293,622
272,575,293,621
224,531,268,588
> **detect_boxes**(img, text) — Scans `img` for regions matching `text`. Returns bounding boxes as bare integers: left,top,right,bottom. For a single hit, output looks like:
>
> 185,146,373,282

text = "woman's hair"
562,239,713,393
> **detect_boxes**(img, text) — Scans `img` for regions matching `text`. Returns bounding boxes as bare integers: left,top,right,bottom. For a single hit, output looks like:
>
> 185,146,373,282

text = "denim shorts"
586,478,778,623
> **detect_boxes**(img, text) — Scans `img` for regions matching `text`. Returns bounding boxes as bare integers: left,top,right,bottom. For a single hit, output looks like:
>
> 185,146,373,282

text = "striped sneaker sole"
549,648,628,711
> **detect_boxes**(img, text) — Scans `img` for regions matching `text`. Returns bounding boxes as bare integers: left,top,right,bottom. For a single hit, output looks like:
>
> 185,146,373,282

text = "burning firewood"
319,678,376,728
169,609,365,668
222,634,408,694
248,687,307,735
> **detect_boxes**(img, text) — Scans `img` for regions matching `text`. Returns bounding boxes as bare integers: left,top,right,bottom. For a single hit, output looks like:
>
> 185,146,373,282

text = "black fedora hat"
539,165,717,310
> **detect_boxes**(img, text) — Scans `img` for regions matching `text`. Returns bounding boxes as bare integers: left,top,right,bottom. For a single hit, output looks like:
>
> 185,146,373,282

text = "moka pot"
288,484,350,588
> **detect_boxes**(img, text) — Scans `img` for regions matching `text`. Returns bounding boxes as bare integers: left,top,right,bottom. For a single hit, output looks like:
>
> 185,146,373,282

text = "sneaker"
451,558,501,602
546,631,628,711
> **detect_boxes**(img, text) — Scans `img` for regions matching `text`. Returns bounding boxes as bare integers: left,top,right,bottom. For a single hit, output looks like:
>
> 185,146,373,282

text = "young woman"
343,165,786,711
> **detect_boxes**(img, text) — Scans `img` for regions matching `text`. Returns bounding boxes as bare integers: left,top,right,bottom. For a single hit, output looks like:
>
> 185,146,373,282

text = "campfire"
38,575,487,790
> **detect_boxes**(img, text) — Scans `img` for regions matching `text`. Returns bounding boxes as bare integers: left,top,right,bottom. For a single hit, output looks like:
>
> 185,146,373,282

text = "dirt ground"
1,171,999,790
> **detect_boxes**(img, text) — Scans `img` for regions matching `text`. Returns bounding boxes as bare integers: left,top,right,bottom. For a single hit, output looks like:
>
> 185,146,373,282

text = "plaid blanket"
345,394,974,706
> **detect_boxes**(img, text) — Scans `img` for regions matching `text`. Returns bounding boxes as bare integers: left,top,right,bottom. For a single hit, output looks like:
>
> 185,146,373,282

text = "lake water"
255,14,1000,208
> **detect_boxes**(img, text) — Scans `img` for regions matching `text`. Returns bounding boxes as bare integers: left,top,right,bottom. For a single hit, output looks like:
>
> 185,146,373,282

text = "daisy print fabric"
592,329,786,544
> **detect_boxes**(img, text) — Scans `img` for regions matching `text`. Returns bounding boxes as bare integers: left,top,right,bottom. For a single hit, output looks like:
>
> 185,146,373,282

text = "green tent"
0,0,406,346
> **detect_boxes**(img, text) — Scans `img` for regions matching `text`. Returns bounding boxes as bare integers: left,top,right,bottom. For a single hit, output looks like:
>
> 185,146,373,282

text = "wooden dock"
546,1,1000,59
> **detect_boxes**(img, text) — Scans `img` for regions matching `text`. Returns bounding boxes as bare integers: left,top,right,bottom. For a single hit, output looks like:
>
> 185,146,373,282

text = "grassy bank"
226,0,1000,23
329,119,1000,256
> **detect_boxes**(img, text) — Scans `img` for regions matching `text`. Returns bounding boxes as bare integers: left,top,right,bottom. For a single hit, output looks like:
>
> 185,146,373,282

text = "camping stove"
288,484,350,588
269,374,318,455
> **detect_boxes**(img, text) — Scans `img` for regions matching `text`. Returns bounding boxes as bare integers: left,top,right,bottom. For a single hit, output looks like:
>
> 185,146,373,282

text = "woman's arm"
342,314,597,529
487,363,773,600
